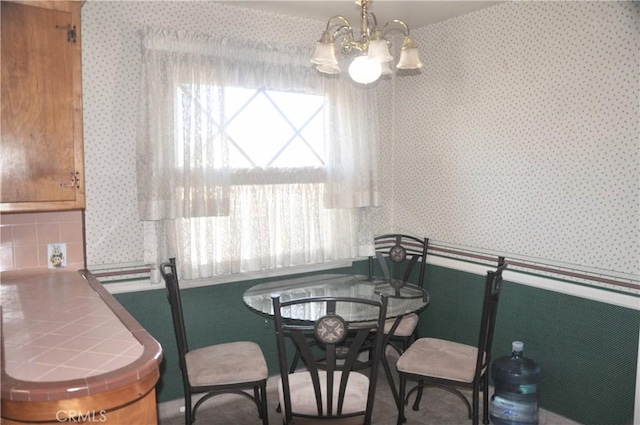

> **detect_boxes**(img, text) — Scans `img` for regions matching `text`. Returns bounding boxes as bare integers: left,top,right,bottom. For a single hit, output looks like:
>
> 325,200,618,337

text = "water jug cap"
512,341,524,352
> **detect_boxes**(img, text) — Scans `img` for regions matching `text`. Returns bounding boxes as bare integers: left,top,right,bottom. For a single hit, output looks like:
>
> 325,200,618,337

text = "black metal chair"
395,258,507,425
272,293,389,425
365,234,430,410
160,258,269,425
369,234,429,354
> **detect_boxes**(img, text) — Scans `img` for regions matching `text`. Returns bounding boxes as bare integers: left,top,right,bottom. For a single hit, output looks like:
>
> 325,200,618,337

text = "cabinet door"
1,1,84,211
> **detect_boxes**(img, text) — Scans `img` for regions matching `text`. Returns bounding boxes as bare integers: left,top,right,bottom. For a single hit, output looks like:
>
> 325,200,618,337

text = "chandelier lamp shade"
311,0,423,84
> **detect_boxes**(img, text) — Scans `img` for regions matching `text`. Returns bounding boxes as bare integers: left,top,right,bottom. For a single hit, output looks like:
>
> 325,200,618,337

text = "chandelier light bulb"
348,56,382,84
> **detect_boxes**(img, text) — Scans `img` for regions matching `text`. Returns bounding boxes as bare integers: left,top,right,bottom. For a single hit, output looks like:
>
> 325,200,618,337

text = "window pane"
177,85,326,171
225,93,294,168
224,87,257,120
270,137,323,168
299,114,325,165
266,91,324,128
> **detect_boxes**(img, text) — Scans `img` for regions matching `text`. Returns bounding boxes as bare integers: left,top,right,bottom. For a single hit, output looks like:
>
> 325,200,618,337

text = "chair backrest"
272,294,389,423
159,258,190,380
369,234,429,286
474,257,508,379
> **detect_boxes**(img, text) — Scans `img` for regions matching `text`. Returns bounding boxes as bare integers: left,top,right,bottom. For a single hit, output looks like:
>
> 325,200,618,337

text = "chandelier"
311,0,423,85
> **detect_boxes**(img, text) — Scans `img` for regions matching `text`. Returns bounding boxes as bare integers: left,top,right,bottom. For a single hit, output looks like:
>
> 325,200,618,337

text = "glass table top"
243,273,429,322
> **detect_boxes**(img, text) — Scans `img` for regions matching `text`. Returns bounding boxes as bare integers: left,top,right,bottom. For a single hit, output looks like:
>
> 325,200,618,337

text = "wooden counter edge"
1,368,159,423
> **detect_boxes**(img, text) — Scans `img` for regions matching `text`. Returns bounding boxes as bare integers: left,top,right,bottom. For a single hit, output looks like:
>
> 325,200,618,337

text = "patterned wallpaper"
378,1,639,277
81,1,324,267
82,2,639,278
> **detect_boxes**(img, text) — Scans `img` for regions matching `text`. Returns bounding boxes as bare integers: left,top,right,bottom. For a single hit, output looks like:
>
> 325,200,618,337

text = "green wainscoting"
112,262,368,404
419,263,639,425
113,260,639,425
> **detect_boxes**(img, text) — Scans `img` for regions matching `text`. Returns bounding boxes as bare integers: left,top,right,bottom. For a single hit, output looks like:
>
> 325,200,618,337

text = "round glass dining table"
243,273,429,410
243,273,430,322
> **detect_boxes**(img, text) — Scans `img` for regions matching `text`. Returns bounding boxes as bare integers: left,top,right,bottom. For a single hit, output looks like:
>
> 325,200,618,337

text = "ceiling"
219,1,504,30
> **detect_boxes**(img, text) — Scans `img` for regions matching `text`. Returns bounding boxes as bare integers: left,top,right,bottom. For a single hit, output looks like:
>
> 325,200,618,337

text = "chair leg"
412,381,424,411
482,373,490,425
397,374,407,425
184,391,193,425
382,351,401,410
254,387,261,416
281,350,299,414
410,327,418,347
259,382,269,425
472,380,480,425
289,351,300,373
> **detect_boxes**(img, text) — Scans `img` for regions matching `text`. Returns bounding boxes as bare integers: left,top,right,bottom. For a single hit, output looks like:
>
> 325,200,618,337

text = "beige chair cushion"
396,338,478,383
278,370,370,416
383,313,419,337
361,313,419,337
186,341,268,387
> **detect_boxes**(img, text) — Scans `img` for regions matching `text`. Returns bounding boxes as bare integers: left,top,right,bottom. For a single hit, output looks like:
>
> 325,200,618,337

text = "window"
176,85,325,173
137,28,379,282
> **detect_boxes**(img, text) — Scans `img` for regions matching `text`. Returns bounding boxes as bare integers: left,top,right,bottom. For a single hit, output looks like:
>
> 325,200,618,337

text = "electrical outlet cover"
48,243,67,269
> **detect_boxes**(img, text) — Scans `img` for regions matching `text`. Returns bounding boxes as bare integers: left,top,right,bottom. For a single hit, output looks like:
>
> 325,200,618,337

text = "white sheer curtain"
137,27,380,282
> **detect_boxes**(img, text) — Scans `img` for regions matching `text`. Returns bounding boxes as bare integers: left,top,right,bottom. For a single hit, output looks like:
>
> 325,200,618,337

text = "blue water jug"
490,341,541,425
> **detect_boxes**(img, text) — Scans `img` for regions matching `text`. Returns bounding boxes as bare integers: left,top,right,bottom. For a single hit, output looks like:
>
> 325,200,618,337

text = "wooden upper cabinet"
1,1,85,212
